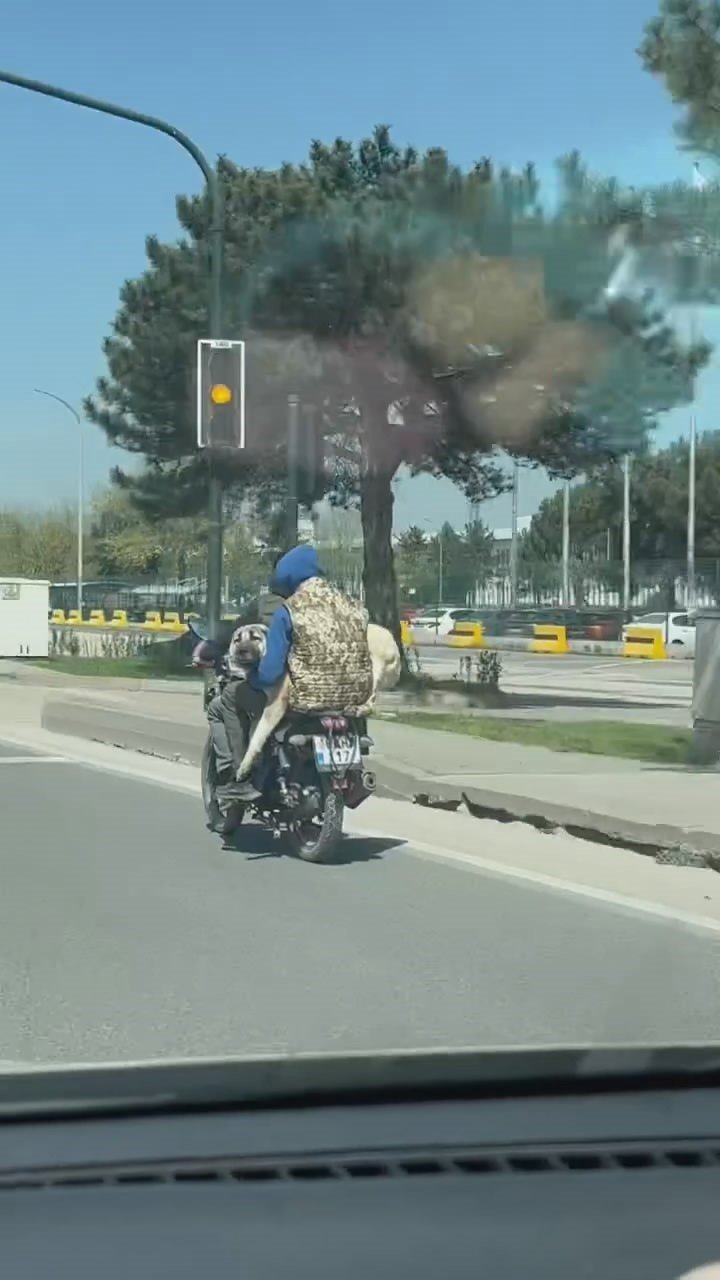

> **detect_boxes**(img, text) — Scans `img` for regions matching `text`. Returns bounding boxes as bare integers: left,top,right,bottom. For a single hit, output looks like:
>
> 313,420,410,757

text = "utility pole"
561,479,570,608
688,413,697,610
687,308,699,611
0,69,225,638
286,394,300,548
34,390,83,613
622,454,631,615
684,198,703,613
509,458,519,607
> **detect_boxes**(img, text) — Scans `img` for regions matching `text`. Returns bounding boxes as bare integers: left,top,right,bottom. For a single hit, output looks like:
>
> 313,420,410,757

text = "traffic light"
196,339,245,449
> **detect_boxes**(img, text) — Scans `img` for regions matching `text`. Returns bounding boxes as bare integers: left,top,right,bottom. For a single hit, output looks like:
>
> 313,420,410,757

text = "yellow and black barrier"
531,623,569,655
448,621,486,649
622,626,666,660
160,610,186,632
400,619,415,647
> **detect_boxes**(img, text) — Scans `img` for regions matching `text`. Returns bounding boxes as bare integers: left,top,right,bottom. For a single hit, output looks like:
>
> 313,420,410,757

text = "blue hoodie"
248,545,322,690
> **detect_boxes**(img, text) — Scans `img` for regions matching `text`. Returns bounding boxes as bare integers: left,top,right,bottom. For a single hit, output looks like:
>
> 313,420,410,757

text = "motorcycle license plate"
312,733,361,771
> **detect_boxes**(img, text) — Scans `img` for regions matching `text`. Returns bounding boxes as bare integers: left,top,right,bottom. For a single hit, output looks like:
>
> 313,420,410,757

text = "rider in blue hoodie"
247,544,321,694
215,544,323,809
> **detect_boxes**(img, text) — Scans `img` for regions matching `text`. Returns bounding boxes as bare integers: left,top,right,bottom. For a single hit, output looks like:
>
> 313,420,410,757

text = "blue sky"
0,0,712,532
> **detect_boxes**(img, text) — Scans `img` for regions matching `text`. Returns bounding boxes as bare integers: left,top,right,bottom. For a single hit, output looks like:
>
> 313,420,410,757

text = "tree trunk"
360,467,401,644
662,569,677,612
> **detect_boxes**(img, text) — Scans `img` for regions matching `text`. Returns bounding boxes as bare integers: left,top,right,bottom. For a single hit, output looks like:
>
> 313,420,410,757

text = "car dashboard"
1,1050,719,1279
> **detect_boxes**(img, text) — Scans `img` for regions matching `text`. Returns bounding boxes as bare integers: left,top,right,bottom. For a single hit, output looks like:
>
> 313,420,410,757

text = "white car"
411,607,471,638
623,611,696,655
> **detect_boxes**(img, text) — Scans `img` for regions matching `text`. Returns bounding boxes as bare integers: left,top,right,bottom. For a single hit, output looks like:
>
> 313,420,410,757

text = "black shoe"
216,778,261,810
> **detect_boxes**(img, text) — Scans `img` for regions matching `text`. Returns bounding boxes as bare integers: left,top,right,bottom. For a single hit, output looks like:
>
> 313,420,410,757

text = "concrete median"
41,700,206,766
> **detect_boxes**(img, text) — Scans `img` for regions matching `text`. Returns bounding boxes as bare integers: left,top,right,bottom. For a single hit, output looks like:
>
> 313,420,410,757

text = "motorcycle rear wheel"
287,784,344,863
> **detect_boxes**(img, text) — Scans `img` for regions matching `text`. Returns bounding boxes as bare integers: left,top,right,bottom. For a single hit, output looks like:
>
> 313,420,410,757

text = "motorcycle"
188,620,377,863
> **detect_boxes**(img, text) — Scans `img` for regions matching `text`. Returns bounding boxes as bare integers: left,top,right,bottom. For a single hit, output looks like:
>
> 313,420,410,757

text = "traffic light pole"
0,68,226,639
286,394,300,548
205,193,225,641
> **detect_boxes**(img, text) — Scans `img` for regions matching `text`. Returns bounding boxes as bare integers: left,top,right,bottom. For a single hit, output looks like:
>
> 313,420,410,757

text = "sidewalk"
371,719,720,866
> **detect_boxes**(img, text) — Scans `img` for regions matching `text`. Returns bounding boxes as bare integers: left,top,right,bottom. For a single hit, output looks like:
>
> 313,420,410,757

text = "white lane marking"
0,729,201,793
3,725,718,935
0,755,69,765
347,820,720,936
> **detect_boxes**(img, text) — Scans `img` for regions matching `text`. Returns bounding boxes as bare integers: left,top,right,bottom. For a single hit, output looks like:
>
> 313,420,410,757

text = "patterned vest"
284,577,373,712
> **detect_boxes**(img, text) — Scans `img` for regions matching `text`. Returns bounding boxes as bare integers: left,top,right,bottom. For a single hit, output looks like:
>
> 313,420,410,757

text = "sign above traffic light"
196,339,245,450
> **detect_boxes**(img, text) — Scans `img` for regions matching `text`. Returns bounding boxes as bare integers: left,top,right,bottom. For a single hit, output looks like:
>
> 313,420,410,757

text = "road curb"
0,662,202,695
371,753,719,871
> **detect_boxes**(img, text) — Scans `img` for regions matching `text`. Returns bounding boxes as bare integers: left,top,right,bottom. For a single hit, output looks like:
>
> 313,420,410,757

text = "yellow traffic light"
197,339,245,449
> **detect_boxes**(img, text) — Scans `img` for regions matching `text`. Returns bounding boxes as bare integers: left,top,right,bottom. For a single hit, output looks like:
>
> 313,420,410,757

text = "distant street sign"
196,339,245,449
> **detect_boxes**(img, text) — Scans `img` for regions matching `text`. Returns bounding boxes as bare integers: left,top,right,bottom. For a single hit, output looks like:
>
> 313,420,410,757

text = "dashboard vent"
1,1141,719,1191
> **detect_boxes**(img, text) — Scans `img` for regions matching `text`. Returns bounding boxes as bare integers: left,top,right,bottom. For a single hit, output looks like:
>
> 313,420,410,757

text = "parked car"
412,606,473,637
622,611,696,655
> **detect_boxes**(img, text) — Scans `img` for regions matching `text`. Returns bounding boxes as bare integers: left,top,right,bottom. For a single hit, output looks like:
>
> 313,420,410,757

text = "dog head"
227,623,268,673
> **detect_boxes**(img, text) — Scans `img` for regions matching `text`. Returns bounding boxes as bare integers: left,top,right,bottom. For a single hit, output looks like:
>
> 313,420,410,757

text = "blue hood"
271,544,322,598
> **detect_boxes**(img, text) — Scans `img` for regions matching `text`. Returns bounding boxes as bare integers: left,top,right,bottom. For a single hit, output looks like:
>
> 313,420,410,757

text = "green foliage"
223,522,273,598
85,126,707,635
393,712,693,764
457,649,503,688
526,432,720,564
0,506,78,580
395,518,496,604
521,432,720,606
641,0,720,159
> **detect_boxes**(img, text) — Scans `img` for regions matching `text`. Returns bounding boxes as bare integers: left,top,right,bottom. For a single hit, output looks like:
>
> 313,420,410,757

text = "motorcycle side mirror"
187,618,210,641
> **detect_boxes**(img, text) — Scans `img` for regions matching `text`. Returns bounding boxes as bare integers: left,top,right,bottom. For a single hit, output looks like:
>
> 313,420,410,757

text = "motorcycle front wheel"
287,781,344,863
201,737,244,836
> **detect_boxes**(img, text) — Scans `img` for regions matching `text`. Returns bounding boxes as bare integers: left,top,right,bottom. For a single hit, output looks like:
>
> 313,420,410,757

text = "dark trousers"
218,679,267,774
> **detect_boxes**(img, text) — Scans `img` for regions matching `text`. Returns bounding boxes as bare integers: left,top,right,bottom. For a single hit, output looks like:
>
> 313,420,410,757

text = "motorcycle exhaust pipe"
344,769,377,810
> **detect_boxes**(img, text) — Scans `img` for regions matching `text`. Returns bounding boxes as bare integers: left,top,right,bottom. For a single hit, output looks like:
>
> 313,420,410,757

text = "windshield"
2,0,720,1083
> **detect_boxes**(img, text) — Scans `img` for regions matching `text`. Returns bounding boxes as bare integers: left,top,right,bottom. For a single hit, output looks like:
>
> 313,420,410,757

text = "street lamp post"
286,394,301,548
561,479,571,608
34,390,83,613
509,458,520,607
0,69,225,639
422,519,444,613
622,453,632,615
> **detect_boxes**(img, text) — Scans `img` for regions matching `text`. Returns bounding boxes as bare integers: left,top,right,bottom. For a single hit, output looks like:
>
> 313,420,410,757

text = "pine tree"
86,129,705,636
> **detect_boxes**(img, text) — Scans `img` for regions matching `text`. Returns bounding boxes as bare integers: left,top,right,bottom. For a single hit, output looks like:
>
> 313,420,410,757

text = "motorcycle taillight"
321,716,347,732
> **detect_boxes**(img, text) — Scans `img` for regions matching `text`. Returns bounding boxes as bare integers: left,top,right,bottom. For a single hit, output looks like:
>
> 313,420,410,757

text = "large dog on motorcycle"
230,621,401,779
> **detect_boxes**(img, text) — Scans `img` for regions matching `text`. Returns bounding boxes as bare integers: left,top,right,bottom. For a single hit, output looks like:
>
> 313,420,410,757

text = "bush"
458,650,503,688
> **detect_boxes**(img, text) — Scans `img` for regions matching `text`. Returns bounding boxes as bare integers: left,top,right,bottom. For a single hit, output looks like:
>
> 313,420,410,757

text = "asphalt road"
2,736,720,1065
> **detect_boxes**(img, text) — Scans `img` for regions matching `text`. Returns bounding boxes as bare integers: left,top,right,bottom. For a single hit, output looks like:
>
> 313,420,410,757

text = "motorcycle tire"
287,783,344,863
201,737,244,836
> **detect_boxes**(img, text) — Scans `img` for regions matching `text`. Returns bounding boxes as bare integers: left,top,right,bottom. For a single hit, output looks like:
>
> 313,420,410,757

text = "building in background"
491,516,532,571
